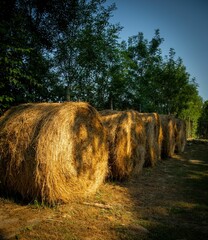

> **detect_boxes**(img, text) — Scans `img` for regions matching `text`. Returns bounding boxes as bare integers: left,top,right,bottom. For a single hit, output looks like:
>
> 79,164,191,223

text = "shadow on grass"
113,141,208,240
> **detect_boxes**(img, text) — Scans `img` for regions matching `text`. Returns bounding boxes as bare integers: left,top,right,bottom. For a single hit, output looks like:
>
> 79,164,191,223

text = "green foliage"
197,100,208,138
179,84,203,138
200,100,208,120
0,0,203,129
156,51,192,115
0,0,54,113
53,0,122,108
116,30,200,116
0,45,34,112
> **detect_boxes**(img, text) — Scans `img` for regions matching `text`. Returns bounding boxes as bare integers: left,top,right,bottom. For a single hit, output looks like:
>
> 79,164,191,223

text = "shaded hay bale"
0,102,108,205
160,114,177,158
175,118,186,153
138,113,163,167
99,110,146,181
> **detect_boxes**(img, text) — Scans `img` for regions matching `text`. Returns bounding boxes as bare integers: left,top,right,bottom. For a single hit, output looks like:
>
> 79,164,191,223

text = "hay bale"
175,118,186,153
99,109,120,116
160,114,177,158
100,110,146,181
138,113,163,167
157,113,164,160
0,102,108,205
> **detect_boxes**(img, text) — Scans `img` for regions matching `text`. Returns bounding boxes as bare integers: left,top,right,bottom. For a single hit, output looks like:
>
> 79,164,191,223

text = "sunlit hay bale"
138,113,162,167
175,118,186,153
0,102,108,205
100,110,146,181
160,114,177,158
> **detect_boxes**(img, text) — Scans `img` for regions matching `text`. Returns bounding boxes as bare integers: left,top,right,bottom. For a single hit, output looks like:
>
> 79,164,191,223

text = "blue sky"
106,0,208,101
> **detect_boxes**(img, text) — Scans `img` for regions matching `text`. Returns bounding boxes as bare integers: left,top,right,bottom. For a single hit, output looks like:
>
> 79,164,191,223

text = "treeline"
0,0,205,136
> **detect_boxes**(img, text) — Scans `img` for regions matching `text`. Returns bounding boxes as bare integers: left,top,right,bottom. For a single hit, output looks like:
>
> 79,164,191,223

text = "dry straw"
99,110,146,181
175,118,186,153
0,102,108,205
138,113,163,167
160,114,177,158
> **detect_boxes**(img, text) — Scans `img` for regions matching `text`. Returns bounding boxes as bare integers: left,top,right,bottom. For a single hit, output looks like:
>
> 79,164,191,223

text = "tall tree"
155,48,192,115
53,0,122,108
119,30,164,111
0,0,52,112
0,0,32,112
0,0,82,112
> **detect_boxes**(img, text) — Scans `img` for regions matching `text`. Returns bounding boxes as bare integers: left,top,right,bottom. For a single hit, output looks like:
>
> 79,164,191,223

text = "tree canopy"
0,0,204,131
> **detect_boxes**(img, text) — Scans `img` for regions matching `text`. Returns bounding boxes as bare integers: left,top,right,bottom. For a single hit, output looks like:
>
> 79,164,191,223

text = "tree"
0,0,83,113
119,30,164,111
155,49,192,115
0,0,54,113
114,30,203,122
53,0,122,108
197,100,208,138
179,83,203,138
0,0,204,128
0,0,31,112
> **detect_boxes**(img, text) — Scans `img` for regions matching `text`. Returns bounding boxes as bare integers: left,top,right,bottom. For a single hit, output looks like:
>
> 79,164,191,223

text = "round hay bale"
100,110,146,181
160,114,177,158
175,118,186,153
0,102,108,205
138,113,163,167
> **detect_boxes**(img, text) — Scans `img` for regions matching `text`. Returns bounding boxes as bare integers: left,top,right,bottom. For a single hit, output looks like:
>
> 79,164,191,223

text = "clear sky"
106,0,208,101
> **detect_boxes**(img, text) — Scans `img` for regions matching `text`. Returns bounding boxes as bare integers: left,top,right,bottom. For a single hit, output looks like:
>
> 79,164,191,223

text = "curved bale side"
100,110,146,181
160,114,177,158
138,113,163,167
175,118,186,153
0,102,108,205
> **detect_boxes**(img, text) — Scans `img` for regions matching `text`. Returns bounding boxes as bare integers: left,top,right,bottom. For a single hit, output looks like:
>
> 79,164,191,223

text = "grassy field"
0,139,208,240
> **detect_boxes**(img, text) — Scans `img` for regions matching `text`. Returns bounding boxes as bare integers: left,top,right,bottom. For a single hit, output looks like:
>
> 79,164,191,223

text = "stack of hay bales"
99,110,146,181
137,113,163,167
160,114,177,158
175,118,186,153
0,102,108,205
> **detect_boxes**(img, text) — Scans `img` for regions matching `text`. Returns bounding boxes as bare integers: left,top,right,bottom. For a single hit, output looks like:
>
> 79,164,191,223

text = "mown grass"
134,140,208,240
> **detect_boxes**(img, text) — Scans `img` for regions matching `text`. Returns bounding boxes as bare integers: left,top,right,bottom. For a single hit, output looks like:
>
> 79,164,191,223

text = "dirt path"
0,140,208,240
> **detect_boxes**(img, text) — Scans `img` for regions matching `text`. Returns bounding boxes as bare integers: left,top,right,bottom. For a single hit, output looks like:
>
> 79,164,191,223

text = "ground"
0,139,208,240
